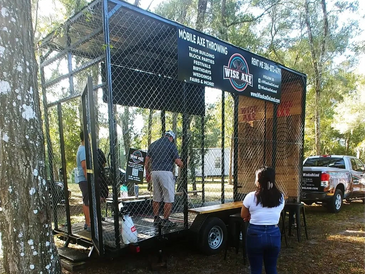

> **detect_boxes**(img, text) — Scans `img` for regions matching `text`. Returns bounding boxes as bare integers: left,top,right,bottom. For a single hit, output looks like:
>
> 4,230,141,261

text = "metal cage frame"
39,0,307,257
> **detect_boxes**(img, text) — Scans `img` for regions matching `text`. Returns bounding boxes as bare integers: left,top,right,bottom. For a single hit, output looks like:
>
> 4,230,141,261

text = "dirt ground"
61,200,365,274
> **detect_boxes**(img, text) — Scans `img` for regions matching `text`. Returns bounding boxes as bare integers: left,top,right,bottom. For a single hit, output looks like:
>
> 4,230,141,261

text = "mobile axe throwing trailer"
39,0,306,258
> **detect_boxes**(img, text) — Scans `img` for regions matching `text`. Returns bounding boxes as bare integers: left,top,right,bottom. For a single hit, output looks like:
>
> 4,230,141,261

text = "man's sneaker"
84,223,88,230
154,216,163,226
161,219,176,227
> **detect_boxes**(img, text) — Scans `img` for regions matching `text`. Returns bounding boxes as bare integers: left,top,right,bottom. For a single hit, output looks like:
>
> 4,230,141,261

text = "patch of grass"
277,200,365,274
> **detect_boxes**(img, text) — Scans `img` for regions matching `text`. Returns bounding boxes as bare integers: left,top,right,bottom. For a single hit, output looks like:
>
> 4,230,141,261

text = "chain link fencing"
39,0,305,255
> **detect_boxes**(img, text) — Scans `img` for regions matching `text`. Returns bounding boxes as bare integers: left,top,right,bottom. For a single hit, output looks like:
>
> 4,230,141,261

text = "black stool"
280,211,288,247
282,202,308,242
224,213,248,264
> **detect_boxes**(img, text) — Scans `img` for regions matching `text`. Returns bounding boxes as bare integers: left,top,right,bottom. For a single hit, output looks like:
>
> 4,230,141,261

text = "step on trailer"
39,0,307,259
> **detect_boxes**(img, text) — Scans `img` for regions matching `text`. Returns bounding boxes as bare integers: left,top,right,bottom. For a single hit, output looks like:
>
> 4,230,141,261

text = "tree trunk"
305,0,329,155
196,0,208,31
172,113,177,135
315,88,321,154
147,109,153,147
0,0,61,273
220,0,228,40
120,107,134,195
121,107,131,159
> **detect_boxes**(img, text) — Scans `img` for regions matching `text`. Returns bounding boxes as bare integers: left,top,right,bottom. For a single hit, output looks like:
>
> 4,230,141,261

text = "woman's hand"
241,205,250,222
243,214,251,222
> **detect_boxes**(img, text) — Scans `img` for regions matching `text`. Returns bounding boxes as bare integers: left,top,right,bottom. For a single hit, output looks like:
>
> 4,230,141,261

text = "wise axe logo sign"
130,150,144,164
223,53,253,92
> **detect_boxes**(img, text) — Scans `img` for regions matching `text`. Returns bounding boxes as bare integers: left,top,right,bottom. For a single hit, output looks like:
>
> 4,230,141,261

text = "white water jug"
121,213,138,244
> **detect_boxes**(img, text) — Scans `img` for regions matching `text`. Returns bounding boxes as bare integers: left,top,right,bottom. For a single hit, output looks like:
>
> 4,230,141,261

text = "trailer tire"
198,217,227,255
327,189,343,213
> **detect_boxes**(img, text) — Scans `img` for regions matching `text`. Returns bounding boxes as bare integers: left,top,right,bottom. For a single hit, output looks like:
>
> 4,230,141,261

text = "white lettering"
178,29,196,44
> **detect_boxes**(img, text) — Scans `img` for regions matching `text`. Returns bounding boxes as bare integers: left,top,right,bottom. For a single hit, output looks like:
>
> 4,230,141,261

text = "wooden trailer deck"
57,200,243,250
188,201,243,215
57,210,194,248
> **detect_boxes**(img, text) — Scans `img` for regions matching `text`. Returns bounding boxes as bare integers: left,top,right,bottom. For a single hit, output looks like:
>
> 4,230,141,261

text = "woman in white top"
241,166,285,274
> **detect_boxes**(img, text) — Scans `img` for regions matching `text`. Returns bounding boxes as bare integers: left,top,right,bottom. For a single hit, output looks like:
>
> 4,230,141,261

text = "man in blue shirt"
75,131,90,231
145,131,183,227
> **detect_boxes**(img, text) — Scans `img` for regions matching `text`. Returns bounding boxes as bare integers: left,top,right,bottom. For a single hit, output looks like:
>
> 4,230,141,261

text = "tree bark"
220,0,228,41
0,0,61,273
196,0,208,31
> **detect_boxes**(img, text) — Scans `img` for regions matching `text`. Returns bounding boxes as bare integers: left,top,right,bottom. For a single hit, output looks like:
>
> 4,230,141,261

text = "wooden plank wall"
237,80,304,199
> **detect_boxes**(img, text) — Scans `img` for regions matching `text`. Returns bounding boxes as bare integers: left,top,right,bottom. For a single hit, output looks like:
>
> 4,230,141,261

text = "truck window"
304,157,345,168
350,159,358,171
354,158,365,172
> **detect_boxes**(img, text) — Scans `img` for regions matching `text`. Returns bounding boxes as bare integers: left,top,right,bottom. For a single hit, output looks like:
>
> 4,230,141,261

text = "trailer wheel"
198,217,227,255
327,189,343,213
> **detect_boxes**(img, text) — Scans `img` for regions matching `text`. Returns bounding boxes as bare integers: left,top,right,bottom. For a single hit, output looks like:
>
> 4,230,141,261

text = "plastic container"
121,212,138,244
134,184,139,197
120,185,128,198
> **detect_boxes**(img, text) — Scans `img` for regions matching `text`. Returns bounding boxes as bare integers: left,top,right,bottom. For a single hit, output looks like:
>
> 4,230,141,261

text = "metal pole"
233,94,239,201
201,114,205,205
272,104,278,170
57,103,72,235
66,25,74,95
264,102,267,165
299,75,307,203
102,0,120,249
88,76,104,255
221,91,225,204
182,84,189,229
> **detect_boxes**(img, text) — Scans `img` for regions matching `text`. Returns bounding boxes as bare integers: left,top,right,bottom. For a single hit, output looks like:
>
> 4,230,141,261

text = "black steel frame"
39,0,307,257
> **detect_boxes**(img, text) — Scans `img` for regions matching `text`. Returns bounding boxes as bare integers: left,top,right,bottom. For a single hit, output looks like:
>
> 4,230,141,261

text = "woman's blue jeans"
246,224,281,274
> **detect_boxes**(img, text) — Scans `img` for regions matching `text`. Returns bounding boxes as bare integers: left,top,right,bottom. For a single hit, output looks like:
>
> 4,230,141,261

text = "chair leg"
224,217,235,260
295,207,301,242
241,222,247,265
288,209,294,236
280,211,288,247
301,206,308,240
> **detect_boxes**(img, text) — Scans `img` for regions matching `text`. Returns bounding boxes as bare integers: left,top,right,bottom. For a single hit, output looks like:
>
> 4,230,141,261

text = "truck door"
354,158,365,195
349,158,365,197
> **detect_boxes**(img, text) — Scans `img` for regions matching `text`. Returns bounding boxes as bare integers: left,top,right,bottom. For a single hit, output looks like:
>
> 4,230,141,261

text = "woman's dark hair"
80,130,84,142
255,166,283,207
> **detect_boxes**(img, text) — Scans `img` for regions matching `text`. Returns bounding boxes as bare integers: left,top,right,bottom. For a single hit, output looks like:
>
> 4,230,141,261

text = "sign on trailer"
177,27,282,103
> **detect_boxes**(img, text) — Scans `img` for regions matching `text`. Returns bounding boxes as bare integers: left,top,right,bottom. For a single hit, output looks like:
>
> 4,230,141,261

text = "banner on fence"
126,148,146,184
177,27,282,103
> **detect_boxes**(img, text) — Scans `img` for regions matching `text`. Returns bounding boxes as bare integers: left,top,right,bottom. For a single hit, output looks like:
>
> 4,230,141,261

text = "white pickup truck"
301,155,365,213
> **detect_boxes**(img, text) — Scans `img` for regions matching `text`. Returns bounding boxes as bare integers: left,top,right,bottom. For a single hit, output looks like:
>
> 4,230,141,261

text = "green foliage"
36,0,365,166
155,0,196,25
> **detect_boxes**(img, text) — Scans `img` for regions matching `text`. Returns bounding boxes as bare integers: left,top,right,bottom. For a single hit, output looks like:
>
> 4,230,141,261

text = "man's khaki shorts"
151,171,175,203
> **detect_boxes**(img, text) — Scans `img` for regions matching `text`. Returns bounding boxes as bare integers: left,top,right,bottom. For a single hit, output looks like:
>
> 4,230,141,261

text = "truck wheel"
327,189,343,213
198,217,227,255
